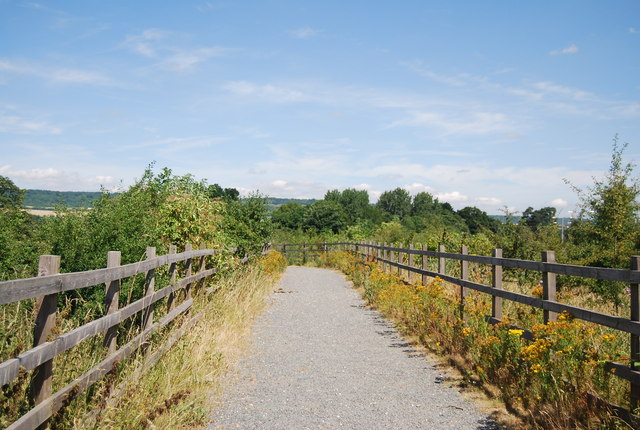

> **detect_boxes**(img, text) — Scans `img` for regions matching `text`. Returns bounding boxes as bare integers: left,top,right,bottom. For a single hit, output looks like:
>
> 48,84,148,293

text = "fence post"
185,244,193,300
104,251,121,355
31,255,60,411
283,244,287,255
630,255,640,410
460,245,469,319
438,244,445,275
389,243,394,275
397,243,402,277
492,249,503,321
408,243,414,284
143,247,156,331
167,244,177,312
198,243,207,293
422,244,428,286
542,250,557,324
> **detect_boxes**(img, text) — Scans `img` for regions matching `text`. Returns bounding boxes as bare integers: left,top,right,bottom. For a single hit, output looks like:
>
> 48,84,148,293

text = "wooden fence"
273,241,640,418
0,243,231,430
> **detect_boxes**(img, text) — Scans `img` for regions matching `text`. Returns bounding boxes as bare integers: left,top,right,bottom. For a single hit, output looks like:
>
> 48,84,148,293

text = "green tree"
411,192,436,216
0,175,25,209
272,202,306,230
303,200,347,233
566,136,640,303
520,206,556,231
457,206,500,234
377,188,412,219
324,188,371,224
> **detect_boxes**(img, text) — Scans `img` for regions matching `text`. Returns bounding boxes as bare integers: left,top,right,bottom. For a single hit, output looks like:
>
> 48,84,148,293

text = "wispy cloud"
161,46,225,72
388,111,512,135
289,27,320,39
122,29,226,72
0,58,114,86
0,109,62,135
404,62,471,87
122,29,167,57
121,135,227,152
550,43,578,55
630,28,638,34
223,81,306,103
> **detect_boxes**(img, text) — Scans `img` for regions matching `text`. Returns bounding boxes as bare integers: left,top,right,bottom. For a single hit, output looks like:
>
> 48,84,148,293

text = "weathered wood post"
389,243,395,275
31,255,60,413
542,251,557,323
143,247,156,331
460,245,469,319
421,244,428,286
492,249,503,321
185,244,193,300
197,243,207,293
104,251,121,355
303,242,307,264
408,243,414,284
167,244,177,312
630,255,640,410
438,244,446,275
397,243,402,277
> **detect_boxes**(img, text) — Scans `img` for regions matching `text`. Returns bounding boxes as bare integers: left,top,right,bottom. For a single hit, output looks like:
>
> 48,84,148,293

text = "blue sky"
1,1,639,214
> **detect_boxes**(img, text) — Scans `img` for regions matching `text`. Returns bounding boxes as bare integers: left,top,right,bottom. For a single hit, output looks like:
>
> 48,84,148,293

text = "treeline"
24,189,108,209
271,138,639,305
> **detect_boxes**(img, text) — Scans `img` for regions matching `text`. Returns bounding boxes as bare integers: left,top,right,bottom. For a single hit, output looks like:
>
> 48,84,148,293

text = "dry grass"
75,252,287,429
0,252,287,429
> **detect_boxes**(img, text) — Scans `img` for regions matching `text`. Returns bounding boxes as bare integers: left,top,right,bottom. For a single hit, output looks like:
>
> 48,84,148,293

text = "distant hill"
267,197,316,207
24,190,108,209
23,191,316,210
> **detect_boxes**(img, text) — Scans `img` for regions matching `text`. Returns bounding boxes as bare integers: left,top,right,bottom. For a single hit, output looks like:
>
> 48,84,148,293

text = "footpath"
210,266,498,429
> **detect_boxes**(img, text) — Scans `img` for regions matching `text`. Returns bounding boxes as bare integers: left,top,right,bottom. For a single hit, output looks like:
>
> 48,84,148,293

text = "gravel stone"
210,266,498,429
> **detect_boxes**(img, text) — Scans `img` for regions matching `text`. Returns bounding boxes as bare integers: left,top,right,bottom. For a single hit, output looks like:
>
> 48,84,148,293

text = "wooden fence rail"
272,241,640,417
0,244,231,430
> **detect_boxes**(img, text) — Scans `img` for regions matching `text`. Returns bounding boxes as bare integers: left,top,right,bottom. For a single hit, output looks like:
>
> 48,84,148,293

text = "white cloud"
0,58,114,86
0,165,115,190
533,81,591,101
290,27,320,39
161,46,225,72
122,29,166,57
551,198,567,207
0,110,62,135
121,135,227,151
436,191,468,203
630,28,638,34
403,182,436,194
550,43,578,55
223,81,305,103
389,111,512,135
476,196,502,206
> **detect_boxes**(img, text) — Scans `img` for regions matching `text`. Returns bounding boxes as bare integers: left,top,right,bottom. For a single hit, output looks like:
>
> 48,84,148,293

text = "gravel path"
209,266,498,429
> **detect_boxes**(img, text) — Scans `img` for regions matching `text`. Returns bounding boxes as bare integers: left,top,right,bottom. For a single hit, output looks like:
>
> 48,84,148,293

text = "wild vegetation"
0,165,279,429
321,250,631,429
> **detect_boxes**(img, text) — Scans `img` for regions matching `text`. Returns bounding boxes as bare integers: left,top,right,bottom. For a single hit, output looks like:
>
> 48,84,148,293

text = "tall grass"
0,251,287,429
